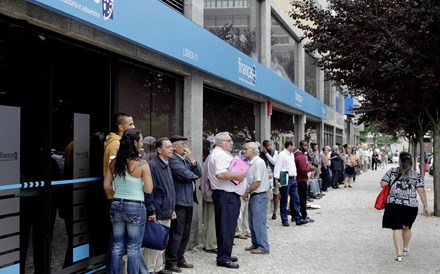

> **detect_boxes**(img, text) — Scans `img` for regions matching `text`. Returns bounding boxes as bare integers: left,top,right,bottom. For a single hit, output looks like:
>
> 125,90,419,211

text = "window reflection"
117,61,183,138
270,110,295,151
271,16,296,84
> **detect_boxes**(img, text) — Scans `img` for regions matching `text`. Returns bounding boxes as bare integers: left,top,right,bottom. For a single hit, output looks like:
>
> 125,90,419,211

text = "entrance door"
0,18,110,273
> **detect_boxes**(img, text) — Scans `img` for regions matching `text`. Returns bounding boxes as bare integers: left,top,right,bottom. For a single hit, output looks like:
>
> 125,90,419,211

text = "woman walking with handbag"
103,128,153,273
380,152,429,262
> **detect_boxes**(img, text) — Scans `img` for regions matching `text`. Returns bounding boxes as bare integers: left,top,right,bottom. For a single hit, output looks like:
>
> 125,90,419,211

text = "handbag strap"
389,173,401,187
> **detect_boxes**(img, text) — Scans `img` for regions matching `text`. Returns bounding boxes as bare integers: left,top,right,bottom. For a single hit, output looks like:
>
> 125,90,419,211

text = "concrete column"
316,68,324,101
259,0,271,67
317,121,324,149
183,73,203,247
295,42,305,90
257,101,271,143
294,114,306,145
184,0,204,26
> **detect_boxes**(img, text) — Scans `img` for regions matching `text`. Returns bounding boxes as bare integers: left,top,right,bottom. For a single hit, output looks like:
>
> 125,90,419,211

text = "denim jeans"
110,200,146,274
248,192,269,252
279,178,301,223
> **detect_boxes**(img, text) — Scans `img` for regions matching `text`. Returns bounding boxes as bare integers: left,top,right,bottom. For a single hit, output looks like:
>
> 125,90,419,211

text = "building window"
271,16,296,84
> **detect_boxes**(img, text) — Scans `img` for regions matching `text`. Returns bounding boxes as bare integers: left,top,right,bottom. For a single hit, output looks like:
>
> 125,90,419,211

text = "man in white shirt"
273,140,305,226
207,132,246,269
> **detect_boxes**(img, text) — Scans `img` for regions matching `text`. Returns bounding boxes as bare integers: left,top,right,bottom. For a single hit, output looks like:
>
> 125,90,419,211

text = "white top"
246,155,270,193
273,149,297,178
207,147,247,195
264,150,278,166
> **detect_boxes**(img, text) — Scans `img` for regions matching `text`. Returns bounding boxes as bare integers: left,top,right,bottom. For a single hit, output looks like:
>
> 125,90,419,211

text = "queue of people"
101,114,429,272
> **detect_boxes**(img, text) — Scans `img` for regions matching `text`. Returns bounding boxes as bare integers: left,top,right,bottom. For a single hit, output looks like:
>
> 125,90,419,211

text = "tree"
289,0,440,215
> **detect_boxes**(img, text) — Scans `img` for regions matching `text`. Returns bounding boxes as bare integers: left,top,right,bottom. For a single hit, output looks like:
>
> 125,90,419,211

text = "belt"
289,176,296,178
113,198,144,204
250,191,267,197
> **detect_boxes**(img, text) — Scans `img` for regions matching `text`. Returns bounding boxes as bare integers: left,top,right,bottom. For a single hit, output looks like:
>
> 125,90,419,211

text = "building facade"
0,0,359,273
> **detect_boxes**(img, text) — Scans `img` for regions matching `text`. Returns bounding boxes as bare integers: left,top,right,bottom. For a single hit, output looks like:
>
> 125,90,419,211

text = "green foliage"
289,0,440,135
210,23,256,56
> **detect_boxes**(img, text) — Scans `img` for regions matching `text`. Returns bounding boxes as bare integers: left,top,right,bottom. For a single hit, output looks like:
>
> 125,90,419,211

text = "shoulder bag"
374,173,401,210
142,220,170,250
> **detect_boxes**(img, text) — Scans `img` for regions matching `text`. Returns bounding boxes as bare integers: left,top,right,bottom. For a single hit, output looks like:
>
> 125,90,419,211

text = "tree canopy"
289,0,440,215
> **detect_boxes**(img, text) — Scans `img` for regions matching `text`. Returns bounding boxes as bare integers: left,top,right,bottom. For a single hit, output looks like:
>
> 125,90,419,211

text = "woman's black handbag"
142,221,170,250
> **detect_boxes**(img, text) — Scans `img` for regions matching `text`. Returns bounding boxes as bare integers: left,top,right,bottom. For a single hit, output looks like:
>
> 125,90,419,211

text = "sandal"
403,248,409,256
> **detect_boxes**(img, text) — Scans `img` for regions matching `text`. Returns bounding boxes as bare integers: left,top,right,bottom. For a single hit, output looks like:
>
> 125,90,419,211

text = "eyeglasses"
242,147,251,151
221,139,233,143
174,142,187,147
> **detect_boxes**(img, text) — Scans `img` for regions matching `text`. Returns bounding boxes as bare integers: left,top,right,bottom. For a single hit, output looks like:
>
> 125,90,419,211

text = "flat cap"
169,134,188,143
143,136,156,145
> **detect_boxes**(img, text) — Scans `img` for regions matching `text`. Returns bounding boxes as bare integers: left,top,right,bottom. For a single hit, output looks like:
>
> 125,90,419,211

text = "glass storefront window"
117,61,183,139
270,16,296,84
203,87,255,156
324,124,334,146
270,109,295,151
305,121,317,143
204,0,257,60
305,54,317,97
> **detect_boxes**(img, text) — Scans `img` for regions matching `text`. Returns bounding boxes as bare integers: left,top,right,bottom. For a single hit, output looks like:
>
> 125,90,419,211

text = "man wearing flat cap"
164,135,202,272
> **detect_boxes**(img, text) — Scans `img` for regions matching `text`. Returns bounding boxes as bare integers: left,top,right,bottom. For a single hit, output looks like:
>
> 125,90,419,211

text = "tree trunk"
433,129,440,216
420,136,424,177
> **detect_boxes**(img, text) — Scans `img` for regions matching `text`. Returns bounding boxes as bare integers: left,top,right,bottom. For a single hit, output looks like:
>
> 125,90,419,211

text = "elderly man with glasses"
207,132,247,269
241,142,270,254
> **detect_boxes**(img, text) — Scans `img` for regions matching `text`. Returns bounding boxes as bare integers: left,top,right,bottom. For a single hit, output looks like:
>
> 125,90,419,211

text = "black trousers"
297,181,308,219
212,190,240,264
332,170,341,188
165,205,193,266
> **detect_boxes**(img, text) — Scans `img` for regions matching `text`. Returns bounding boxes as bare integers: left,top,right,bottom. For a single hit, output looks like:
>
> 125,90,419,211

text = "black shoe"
203,248,218,254
164,265,181,273
178,262,193,268
296,220,306,225
217,261,239,269
231,256,238,262
272,213,276,220
157,270,173,274
303,217,315,223
282,222,290,227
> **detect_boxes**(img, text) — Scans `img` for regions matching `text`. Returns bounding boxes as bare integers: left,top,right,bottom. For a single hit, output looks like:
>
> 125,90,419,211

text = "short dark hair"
299,140,308,147
284,139,294,149
112,112,131,132
262,140,271,147
155,137,170,150
310,142,317,147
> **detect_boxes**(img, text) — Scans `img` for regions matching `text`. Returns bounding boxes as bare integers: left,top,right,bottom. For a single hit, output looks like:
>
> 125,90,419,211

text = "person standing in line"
142,136,157,161
320,146,331,192
102,112,135,271
235,144,251,240
381,152,429,262
372,150,379,170
330,145,343,189
260,140,279,220
143,137,176,274
242,142,270,254
343,144,357,188
164,135,202,273
207,132,246,269
273,140,304,226
200,153,217,254
103,128,153,274
294,140,316,224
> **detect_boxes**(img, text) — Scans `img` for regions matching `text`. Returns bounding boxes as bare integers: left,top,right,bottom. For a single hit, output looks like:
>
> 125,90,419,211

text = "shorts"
382,203,418,229
272,186,280,195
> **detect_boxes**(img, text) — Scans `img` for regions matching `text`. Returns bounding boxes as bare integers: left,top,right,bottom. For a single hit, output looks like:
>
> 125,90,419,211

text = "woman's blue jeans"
110,200,146,274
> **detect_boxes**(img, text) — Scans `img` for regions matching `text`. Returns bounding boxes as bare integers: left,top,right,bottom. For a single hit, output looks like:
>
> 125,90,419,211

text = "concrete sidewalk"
182,164,440,274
